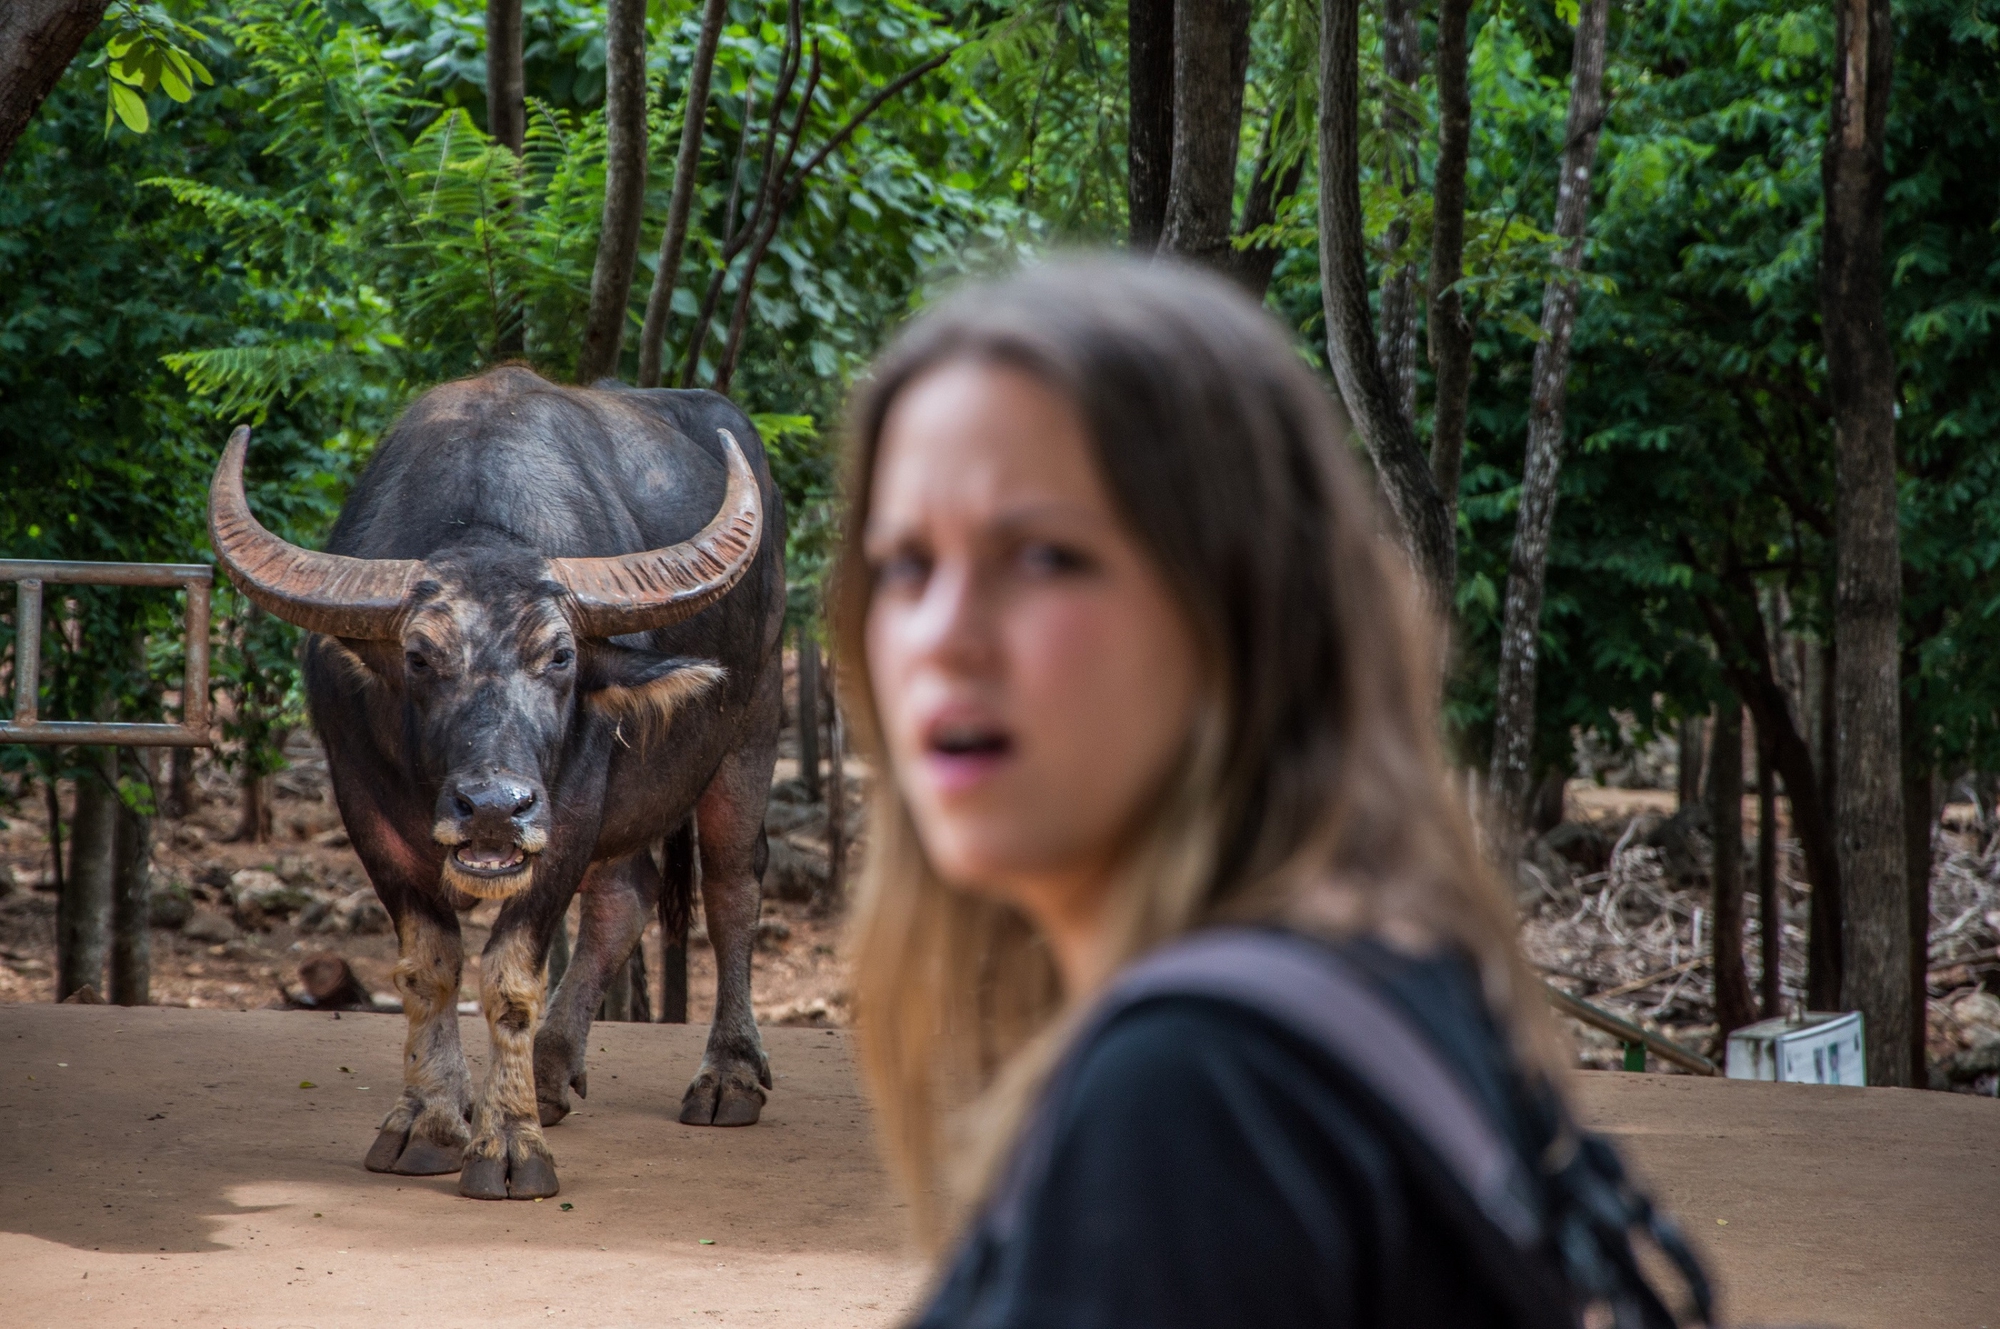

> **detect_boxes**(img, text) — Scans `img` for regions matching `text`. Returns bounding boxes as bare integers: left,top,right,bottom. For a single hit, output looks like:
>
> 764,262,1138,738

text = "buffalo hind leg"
681,747,774,1127
365,905,473,1175
532,855,659,1127
460,928,559,1199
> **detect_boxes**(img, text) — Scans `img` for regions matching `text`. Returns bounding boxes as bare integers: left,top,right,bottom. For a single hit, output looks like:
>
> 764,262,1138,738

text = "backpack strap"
980,927,1566,1323
983,926,1707,1329
1101,927,1548,1246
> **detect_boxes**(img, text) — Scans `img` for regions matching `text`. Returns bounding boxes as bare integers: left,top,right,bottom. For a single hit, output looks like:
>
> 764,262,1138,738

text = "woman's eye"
873,550,931,592
1018,541,1092,577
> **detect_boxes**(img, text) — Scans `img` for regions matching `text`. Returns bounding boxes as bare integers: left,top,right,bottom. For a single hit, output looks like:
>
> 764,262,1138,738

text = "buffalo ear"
582,646,726,743
312,636,401,690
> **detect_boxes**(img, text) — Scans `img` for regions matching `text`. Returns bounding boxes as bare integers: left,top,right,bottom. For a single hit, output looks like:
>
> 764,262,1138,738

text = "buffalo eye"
405,651,430,675
548,646,575,673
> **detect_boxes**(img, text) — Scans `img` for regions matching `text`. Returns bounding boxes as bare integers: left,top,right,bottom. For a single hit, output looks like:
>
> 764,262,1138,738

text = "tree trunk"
485,0,524,153
1228,122,1302,298
1903,745,1932,1086
820,663,845,914
0,0,110,166
797,628,822,803
636,0,729,389
232,725,285,845
1823,0,1906,1087
1704,593,1845,1010
1316,0,1455,612
1901,653,1933,1085
574,0,649,384
1677,714,1706,811
232,767,271,843
1485,0,1610,847
1158,0,1250,269
625,946,651,1022
60,748,115,1001
40,762,66,897
660,934,689,1022
485,0,526,356
1755,718,1782,1017
1817,636,1836,809
1426,0,1475,524
659,817,695,1023
162,744,195,819
1709,706,1754,1039
110,750,152,1007
1374,0,1421,425
1126,0,1175,251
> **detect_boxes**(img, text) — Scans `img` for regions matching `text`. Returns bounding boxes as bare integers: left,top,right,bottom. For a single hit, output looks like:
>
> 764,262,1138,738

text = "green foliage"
0,36,338,795
92,1,217,135
11,0,2000,798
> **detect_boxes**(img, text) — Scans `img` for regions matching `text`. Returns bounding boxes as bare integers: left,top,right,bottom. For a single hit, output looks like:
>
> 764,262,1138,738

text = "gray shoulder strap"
1088,927,1543,1248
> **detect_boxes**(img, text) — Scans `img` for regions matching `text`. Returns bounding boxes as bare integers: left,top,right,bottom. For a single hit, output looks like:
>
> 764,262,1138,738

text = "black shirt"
913,944,1526,1329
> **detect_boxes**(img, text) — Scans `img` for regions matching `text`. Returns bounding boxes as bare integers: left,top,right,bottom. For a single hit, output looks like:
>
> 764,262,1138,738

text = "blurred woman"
833,258,1707,1329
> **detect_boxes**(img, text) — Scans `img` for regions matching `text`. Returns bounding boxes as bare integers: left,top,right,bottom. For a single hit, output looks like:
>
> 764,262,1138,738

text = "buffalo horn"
208,426,418,639
551,427,764,637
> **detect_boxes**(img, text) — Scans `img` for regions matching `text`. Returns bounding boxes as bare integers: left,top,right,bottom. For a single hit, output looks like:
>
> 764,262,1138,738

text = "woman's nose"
907,560,998,674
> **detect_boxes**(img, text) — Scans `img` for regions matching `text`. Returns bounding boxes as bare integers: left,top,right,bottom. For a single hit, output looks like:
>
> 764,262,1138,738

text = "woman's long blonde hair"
831,257,1552,1246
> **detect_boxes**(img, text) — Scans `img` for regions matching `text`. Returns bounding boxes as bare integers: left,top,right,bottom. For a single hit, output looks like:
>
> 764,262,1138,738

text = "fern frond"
162,342,346,418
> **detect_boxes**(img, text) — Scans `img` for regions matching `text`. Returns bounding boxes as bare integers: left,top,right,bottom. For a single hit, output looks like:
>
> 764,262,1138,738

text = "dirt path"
1,1006,919,1327
5,1004,1997,1327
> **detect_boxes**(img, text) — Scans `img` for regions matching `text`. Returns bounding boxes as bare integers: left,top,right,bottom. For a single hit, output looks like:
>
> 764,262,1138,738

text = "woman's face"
864,360,1203,943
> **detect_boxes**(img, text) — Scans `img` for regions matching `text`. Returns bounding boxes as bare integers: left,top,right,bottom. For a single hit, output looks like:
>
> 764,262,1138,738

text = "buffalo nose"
453,777,538,826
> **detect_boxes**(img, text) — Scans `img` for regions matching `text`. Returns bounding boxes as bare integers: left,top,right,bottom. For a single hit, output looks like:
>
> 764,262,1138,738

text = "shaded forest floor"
1524,784,2000,1086
6,737,2000,1090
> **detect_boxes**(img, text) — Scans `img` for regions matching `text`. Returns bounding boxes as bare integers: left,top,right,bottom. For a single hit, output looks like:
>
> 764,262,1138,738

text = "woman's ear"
582,644,727,739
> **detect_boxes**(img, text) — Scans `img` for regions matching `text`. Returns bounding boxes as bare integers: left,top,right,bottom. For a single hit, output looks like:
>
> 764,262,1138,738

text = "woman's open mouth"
452,844,530,877
923,720,1015,792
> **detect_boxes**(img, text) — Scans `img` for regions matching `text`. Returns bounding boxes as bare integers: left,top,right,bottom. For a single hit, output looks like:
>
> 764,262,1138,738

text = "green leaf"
160,63,192,102
109,81,149,134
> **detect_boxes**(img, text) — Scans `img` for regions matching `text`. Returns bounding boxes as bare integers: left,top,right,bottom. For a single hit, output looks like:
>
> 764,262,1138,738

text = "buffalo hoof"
536,1070,587,1129
679,1065,767,1127
364,1125,466,1176
459,1130,559,1200
533,1029,588,1128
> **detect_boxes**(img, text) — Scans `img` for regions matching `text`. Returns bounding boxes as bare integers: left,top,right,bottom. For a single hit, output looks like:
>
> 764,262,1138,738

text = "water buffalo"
207,366,785,1199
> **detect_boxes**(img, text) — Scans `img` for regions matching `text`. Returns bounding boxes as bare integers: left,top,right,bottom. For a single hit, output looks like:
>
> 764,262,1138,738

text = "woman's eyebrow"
984,499,1103,534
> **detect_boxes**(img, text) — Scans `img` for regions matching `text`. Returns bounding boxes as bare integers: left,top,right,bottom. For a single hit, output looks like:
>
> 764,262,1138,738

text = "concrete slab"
2,1005,1995,1327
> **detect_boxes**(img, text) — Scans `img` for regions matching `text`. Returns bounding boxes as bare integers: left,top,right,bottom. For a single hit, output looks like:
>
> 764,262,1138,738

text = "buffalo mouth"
450,843,532,878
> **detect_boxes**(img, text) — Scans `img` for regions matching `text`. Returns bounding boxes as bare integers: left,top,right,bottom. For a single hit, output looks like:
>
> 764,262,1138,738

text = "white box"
1724,1012,1867,1086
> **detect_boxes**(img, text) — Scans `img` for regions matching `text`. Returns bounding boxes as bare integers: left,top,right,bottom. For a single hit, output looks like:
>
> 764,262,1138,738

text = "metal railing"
1,559,213,747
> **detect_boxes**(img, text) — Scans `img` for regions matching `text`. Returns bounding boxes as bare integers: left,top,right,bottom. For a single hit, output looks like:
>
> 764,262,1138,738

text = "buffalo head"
206,425,759,900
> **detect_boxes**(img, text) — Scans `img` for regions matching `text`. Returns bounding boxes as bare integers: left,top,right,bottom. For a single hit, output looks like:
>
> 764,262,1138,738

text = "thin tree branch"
636,0,728,388
716,46,822,392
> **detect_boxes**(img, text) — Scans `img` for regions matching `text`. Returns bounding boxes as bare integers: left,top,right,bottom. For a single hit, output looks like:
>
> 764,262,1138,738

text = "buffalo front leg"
681,755,774,1127
460,928,560,1199
533,855,659,1127
365,906,473,1175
